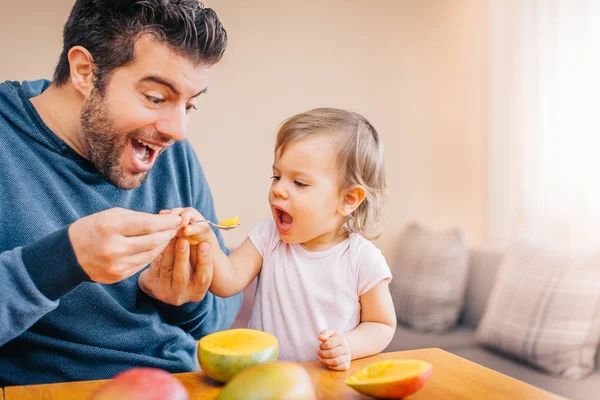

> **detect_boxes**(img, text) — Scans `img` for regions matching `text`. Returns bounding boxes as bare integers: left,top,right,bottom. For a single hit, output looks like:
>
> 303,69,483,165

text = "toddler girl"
172,108,395,370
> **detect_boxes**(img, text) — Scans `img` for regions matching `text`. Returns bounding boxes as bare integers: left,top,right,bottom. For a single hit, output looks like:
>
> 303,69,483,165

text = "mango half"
198,328,279,383
345,359,432,399
216,361,317,400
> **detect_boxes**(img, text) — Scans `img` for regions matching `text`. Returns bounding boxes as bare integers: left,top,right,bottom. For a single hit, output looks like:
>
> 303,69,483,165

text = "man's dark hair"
53,0,227,91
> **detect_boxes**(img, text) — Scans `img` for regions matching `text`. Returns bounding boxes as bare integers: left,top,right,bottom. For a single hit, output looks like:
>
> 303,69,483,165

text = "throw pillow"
389,223,469,332
475,237,600,379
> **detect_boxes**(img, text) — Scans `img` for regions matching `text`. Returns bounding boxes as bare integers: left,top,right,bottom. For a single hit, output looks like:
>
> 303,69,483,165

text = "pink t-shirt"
247,219,392,362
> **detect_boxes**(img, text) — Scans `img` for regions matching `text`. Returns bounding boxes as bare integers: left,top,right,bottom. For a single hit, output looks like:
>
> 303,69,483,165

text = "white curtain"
489,0,600,250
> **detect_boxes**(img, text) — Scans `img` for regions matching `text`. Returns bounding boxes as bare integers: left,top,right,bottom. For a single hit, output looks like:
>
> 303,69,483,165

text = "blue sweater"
0,80,242,386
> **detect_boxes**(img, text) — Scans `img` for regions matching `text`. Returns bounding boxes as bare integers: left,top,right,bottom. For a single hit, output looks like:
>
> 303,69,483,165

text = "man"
0,0,241,386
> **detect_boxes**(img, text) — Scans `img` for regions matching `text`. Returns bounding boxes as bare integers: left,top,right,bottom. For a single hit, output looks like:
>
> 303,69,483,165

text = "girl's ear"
338,185,366,217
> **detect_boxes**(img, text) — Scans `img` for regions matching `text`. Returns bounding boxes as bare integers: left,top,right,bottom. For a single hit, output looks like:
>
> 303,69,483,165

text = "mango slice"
345,359,432,399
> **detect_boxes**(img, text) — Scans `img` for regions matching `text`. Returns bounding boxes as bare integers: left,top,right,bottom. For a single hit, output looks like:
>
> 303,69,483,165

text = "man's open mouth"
131,138,162,163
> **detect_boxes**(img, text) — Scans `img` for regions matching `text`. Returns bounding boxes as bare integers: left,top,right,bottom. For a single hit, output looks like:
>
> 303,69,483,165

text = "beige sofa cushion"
475,237,600,379
389,224,469,332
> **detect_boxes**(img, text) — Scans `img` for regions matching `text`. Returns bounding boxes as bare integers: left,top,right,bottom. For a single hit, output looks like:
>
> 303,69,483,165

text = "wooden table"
3,348,565,399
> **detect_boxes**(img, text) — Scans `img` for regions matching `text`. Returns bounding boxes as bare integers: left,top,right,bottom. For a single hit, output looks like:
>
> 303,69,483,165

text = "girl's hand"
317,329,352,371
160,207,213,245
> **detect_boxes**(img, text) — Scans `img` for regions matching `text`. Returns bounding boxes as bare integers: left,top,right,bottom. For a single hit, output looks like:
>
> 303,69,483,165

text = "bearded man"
0,0,241,386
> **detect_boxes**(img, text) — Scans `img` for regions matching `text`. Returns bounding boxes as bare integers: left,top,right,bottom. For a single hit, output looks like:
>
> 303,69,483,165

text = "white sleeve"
247,219,279,257
355,237,392,296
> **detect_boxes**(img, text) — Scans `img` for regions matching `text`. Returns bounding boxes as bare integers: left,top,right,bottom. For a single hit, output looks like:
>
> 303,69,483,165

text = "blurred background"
2,0,600,253
0,0,488,257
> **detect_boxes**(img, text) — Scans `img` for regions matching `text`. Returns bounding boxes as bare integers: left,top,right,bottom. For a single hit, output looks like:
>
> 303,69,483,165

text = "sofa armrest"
462,246,504,329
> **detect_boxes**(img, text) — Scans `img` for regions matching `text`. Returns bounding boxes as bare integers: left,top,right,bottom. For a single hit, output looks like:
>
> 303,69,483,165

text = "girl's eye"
270,175,281,181
294,180,308,187
146,95,164,105
186,104,198,113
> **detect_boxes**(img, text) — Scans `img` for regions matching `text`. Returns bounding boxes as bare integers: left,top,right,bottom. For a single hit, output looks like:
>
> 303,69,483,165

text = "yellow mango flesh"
345,359,432,399
218,216,240,226
199,329,278,383
216,361,316,400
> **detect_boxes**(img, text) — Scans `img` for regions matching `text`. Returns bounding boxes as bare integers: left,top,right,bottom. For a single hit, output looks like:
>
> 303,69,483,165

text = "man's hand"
317,329,352,371
68,207,182,284
160,207,214,246
138,237,213,306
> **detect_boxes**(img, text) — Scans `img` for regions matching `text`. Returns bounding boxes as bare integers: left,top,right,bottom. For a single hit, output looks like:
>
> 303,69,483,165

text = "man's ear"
338,185,366,217
67,46,96,98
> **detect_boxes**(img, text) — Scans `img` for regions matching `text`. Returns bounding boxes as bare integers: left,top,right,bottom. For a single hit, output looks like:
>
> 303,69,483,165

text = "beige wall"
0,1,488,259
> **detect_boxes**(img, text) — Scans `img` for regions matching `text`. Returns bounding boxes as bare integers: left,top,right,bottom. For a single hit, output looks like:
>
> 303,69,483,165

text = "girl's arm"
209,237,263,297
318,280,396,370
346,280,397,359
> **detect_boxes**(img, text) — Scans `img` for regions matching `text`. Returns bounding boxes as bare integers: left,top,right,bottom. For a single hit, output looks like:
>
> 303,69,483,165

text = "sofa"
233,248,600,400
384,248,600,400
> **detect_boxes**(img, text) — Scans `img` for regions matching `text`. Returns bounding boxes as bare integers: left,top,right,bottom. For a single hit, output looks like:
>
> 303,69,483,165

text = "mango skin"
216,361,317,400
199,344,279,383
89,368,189,400
198,329,279,383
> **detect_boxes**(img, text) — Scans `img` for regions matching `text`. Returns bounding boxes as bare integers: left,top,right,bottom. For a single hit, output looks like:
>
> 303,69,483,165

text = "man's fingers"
180,208,204,226
172,238,191,295
124,228,178,254
190,242,212,298
117,212,182,236
138,257,162,296
124,238,172,273
182,222,211,237
189,243,198,270
146,250,164,283
159,238,177,278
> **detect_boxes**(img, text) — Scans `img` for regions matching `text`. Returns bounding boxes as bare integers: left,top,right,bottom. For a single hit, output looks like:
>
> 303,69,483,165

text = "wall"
0,0,488,259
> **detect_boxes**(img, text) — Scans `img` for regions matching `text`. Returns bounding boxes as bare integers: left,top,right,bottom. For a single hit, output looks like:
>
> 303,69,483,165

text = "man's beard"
80,89,149,190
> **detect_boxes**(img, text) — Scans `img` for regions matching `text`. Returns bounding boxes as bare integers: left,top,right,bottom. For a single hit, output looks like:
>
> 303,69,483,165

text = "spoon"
189,218,240,231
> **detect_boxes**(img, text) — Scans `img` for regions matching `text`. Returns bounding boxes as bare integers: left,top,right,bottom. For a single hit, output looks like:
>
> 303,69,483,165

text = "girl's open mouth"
274,206,293,233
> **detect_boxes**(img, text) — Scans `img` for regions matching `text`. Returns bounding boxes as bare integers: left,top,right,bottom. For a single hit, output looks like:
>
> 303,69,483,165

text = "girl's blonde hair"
275,108,386,240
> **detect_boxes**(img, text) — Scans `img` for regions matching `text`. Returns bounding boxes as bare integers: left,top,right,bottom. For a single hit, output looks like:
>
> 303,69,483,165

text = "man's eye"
146,95,164,105
294,180,308,187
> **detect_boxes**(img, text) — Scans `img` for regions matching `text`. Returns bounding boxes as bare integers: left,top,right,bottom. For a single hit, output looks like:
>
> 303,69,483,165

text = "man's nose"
155,107,186,142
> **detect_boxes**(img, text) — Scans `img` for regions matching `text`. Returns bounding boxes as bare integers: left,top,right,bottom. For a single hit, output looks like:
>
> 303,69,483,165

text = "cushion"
389,223,469,332
453,346,600,400
475,237,600,379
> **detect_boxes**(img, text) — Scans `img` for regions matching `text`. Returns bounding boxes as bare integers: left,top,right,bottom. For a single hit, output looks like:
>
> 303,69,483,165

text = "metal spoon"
189,219,240,231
